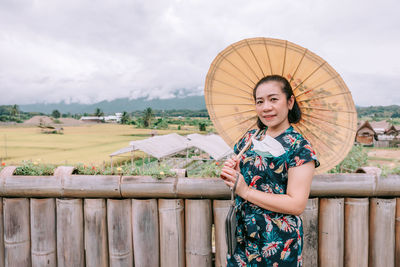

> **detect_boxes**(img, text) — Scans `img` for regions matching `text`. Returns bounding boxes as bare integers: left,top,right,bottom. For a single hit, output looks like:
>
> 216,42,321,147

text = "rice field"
0,124,201,165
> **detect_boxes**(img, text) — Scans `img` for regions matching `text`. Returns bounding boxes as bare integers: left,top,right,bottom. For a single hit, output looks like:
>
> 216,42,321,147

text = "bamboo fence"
0,166,399,267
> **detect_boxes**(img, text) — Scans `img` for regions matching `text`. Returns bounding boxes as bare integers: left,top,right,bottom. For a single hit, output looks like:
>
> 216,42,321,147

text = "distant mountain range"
19,96,207,114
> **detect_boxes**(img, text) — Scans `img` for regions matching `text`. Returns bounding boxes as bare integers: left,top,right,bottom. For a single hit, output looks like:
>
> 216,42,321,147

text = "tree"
142,108,154,128
11,104,19,117
199,122,207,131
120,111,130,124
52,110,61,118
94,108,104,117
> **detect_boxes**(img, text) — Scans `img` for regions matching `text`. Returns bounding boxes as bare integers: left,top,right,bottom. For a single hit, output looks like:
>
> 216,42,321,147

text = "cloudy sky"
0,0,398,106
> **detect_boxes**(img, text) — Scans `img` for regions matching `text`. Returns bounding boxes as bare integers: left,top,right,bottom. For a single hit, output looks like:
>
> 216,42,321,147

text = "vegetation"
328,145,368,173
51,109,61,118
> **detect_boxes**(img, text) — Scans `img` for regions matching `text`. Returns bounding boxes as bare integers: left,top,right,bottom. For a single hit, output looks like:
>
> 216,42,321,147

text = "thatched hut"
356,121,377,146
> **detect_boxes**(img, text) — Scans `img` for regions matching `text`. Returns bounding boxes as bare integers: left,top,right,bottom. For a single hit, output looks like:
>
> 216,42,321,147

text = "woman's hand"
220,156,249,199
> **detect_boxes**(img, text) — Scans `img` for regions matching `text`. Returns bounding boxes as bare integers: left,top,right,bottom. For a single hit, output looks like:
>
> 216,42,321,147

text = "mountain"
19,96,206,114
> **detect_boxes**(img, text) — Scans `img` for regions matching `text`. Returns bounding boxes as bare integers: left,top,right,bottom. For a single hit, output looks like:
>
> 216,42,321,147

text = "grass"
0,124,205,165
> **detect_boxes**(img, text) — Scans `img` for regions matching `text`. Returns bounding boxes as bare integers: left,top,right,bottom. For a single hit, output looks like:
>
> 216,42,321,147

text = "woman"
220,75,320,266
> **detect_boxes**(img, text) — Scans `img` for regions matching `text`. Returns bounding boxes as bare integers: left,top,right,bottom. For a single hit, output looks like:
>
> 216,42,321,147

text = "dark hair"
253,75,301,130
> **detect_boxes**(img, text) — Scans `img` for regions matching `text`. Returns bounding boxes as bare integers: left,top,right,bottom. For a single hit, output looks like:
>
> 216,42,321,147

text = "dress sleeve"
288,139,320,168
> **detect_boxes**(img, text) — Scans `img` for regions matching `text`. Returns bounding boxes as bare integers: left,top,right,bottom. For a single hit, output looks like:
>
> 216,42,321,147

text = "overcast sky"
0,0,399,106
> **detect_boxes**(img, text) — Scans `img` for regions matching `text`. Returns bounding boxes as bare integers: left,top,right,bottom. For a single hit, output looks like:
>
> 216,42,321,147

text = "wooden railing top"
0,166,399,198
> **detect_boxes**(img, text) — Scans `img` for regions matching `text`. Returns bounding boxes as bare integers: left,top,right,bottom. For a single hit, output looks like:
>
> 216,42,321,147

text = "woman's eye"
271,98,278,102
256,100,263,104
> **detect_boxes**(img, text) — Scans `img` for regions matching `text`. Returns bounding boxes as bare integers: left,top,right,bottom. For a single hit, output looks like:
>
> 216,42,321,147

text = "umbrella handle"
235,129,261,161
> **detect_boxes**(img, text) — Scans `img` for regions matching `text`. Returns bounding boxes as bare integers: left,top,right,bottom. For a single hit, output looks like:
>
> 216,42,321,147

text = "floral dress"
226,125,320,267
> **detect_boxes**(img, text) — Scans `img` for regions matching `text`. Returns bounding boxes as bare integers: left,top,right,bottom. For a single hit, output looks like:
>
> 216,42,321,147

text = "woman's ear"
288,95,295,110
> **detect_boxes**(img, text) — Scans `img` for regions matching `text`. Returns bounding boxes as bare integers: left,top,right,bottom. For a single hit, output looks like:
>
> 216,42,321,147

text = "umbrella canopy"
204,37,357,174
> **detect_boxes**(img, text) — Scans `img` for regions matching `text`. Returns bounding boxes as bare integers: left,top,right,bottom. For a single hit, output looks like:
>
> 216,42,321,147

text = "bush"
328,145,368,173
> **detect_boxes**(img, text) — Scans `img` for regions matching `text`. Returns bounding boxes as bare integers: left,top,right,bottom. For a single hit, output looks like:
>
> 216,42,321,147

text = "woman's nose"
262,101,272,111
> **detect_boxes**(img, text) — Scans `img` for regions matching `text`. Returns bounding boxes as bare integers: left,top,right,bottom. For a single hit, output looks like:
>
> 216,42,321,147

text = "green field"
0,124,201,165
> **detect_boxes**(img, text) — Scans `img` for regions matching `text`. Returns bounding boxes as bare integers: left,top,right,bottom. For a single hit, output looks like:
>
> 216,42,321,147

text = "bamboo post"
300,198,318,267
212,200,230,267
3,198,31,267
84,199,109,267
30,198,56,267
158,199,185,267
396,198,400,267
132,199,159,267
369,198,396,267
0,197,4,267
107,199,133,267
344,198,369,267
56,198,84,267
185,199,212,267
319,198,344,267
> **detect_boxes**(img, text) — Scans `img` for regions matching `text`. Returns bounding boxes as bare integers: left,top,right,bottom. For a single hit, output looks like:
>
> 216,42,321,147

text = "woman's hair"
253,75,301,129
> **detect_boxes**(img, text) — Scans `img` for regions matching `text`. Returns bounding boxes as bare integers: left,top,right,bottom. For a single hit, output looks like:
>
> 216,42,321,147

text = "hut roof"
186,133,233,160
129,133,190,159
110,132,233,160
356,121,378,140
369,120,391,133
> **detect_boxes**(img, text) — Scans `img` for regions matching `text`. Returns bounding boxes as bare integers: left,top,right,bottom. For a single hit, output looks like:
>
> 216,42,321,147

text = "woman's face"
255,81,294,131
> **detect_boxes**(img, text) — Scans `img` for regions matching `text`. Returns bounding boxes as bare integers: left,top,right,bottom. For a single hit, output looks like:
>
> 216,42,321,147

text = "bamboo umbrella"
204,37,357,174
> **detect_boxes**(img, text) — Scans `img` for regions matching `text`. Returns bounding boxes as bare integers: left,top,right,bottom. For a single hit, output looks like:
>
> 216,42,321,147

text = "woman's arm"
220,159,315,216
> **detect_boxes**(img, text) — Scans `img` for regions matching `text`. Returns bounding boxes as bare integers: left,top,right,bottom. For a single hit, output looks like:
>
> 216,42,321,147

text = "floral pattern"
227,126,320,267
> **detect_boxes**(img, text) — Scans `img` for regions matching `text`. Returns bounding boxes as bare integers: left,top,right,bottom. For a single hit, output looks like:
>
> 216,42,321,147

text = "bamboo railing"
0,166,399,267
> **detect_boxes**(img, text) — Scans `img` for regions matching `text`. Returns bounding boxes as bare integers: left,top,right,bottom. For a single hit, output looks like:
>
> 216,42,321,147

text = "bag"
225,172,239,256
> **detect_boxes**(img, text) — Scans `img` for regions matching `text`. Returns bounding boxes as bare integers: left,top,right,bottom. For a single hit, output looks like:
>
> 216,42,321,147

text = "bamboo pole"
158,199,185,267
369,198,396,267
30,198,56,267
3,198,31,267
121,176,177,198
107,199,133,267
84,199,108,267
300,198,318,267
132,199,159,267
212,200,230,267
185,199,212,267
56,198,84,267
63,175,121,198
0,197,4,267
319,198,344,267
396,198,400,267
311,173,376,197
344,198,369,267
0,173,399,198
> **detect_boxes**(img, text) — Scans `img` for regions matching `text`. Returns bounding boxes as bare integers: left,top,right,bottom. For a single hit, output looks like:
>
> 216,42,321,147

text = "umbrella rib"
223,55,257,87
295,74,340,99
211,103,255,106
296,121,338,162
301,113,357,132
211,78,253,97
211,109,255,119
231,44,261,81
263,39,273,75
246,39,265,77
298,91,351,102
233,121,258,145
301,106,356,113
212,66,255,90
281,40,287,76
208,90,254,102
289,49,307,82
293,61,327,93
218,115,258,135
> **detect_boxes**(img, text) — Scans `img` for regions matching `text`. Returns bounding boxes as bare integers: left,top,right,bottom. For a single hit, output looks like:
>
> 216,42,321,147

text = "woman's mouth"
263,115,276,120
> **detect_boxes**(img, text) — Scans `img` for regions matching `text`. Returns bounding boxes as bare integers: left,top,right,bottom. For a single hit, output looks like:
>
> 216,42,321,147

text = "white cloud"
0,0,398,106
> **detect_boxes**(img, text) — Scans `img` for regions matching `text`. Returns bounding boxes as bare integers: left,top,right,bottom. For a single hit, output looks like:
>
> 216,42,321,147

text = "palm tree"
143,108,154,128
120,111,130,124
11,104,19,117
94,108,104,117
